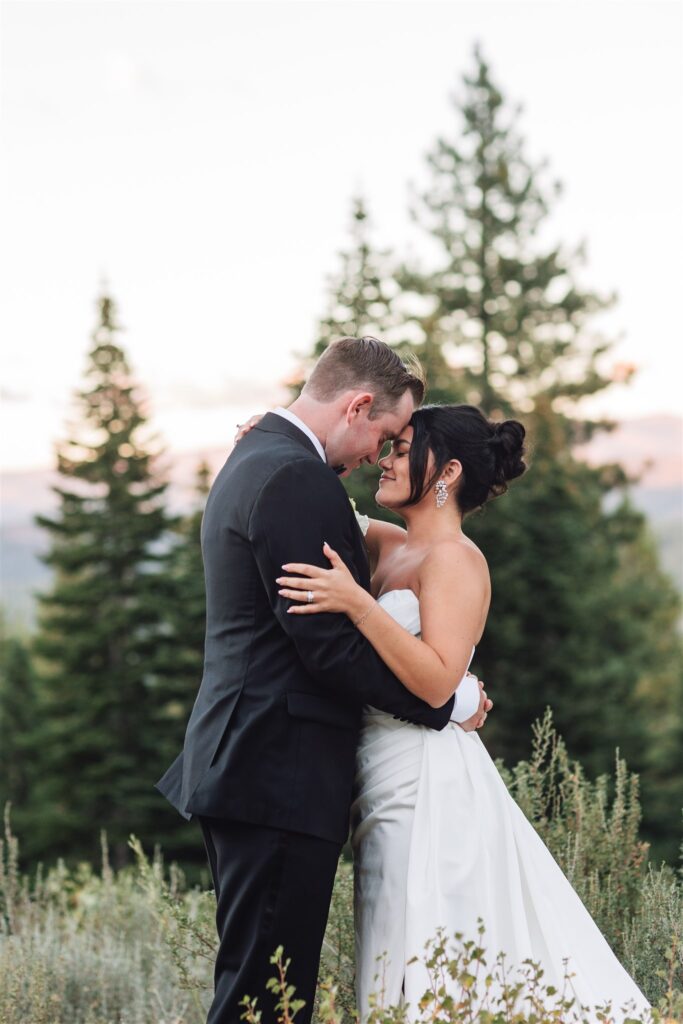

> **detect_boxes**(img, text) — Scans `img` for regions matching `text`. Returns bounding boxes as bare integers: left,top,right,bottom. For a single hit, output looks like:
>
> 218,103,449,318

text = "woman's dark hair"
401,404,527,514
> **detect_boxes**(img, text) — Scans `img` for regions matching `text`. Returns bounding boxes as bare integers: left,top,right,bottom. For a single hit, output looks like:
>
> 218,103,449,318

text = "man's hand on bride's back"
459,678,493,732
234,414,264,444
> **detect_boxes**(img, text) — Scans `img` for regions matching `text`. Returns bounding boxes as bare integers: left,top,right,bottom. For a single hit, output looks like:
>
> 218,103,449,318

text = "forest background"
1,39,681,868
1,3,682,1016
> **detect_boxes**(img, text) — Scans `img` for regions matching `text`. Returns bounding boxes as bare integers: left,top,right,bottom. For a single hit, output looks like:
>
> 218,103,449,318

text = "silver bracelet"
353,601,377,629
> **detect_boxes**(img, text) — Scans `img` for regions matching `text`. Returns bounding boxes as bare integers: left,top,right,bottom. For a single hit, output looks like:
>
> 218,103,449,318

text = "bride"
274,403,650,1020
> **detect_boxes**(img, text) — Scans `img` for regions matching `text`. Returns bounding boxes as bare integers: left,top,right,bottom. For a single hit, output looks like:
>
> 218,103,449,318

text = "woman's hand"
233,414,263,444
276,543,372,621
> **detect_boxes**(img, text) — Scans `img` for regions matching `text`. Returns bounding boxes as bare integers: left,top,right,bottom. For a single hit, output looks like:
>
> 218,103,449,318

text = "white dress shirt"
273,407,326,463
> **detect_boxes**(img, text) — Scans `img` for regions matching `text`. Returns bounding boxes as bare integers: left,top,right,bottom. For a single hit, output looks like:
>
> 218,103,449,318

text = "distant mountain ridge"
2,416,681,627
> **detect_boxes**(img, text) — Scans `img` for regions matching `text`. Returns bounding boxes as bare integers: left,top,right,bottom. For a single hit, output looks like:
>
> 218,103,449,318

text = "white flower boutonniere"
349,496,370,537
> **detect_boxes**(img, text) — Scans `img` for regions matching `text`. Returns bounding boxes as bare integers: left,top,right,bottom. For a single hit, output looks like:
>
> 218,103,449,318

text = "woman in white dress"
275,403,650,1021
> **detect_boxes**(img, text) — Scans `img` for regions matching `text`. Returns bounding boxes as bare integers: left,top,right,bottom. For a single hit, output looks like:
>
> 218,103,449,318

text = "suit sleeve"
248,458,454,730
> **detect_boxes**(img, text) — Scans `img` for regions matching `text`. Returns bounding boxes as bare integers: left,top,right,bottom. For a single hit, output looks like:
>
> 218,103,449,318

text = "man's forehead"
386,401,415,435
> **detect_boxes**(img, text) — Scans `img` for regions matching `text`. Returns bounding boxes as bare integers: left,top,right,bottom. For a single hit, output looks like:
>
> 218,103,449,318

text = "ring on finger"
307,590,314,604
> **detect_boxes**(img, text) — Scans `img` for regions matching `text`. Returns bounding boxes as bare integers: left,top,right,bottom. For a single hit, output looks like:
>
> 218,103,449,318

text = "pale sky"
1,0,682,471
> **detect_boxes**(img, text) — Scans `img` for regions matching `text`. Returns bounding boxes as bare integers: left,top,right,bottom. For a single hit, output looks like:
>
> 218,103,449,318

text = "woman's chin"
375,487,399,509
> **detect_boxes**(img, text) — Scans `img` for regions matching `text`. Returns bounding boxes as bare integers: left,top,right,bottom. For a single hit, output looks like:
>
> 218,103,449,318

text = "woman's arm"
277,541,489,708
362,517,406,576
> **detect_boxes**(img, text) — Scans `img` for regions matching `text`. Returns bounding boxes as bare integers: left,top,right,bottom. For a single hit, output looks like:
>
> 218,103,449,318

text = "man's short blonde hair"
304,336,425,416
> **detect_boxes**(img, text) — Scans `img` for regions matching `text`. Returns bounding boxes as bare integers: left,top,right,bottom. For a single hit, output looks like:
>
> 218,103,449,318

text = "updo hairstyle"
401,404,527,514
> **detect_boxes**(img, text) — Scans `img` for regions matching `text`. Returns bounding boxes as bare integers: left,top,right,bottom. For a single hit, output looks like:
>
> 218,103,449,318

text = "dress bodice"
376,588,423,636
374,589,478,722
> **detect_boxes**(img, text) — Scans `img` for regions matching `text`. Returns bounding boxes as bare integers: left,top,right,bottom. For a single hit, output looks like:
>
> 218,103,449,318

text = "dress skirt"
350,711,650,1021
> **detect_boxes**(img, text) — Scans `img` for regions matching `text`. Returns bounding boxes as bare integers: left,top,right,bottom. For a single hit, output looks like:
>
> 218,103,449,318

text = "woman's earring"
435,479,448,508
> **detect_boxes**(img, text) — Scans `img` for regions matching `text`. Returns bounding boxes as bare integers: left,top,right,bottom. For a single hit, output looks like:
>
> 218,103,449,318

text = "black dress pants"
199,816,343,1024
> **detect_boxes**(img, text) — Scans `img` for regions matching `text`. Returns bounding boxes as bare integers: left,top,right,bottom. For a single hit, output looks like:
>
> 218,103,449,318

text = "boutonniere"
349,496,370,537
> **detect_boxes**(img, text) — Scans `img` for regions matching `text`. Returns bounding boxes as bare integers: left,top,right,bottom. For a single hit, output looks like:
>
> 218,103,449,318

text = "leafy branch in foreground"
239,923,673,1024
128,834,215,1012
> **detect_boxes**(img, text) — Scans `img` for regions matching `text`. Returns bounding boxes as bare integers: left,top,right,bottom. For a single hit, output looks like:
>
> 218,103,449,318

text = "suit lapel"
254,413,372,590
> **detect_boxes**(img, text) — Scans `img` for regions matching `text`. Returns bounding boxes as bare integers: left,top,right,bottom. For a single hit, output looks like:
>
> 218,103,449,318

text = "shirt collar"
273,407,326,463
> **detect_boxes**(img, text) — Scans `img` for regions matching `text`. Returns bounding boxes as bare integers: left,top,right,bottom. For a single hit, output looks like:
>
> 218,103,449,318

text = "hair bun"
490,419,526,484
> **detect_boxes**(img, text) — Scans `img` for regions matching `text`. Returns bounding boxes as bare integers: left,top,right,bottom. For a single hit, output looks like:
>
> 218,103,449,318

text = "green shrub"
495,710,682,1000
244,933,671,1024
0,809,214,1023
1,713,681,1022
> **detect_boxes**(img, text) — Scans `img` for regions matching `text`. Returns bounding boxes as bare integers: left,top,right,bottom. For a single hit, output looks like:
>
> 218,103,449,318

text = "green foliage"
0,620,38,842
317,858,356,1022
244,931,647,1024
622,864,683,1012
0,810,213,1023
1,713,681,1021
318,712,682,1011
292,196,406,394
400,46,618,435
496,710,648,951
30,292,177,866
152,461,212,860
466,404,683,863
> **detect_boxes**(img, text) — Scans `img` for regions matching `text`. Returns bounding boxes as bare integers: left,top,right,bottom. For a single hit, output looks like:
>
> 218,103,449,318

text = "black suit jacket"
156,413,454,843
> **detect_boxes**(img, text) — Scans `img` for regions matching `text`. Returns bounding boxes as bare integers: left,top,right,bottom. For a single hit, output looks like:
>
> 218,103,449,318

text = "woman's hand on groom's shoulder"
234,414,264,444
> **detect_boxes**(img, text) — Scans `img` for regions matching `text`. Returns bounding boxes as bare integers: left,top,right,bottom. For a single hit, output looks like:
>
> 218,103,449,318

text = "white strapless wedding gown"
350,589,650,1021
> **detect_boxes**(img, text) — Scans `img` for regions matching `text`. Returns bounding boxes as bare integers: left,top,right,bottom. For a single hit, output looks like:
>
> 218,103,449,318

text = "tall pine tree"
153,461,211,859
0,618,38,848
400,46,618,436
298,49,682,861
293,195,414,515
33,292,175,866
313,194,404,355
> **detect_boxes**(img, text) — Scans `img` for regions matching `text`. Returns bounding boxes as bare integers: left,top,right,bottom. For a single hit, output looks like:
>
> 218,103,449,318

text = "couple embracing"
157,337,649,1023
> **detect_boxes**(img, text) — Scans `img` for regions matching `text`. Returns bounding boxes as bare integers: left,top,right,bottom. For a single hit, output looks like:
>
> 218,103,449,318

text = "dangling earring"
435,479,448,508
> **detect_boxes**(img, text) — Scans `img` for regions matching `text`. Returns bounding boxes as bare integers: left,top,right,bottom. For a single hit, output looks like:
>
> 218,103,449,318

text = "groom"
156,336,490,1024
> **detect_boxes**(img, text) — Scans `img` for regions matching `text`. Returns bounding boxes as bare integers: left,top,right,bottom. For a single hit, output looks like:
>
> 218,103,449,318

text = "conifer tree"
291,195,411,516
0,619,37,848
401,47,619,435
153,461,211,858
465,403,682,862
313,194,403,357
290,50,682,861
33,292,175,865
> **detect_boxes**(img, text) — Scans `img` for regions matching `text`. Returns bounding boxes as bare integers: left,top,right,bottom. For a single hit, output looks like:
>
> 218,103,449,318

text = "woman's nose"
378,453,391,469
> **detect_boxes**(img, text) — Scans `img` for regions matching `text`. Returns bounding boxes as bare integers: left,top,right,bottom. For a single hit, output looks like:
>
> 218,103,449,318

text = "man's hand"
458,679,493,733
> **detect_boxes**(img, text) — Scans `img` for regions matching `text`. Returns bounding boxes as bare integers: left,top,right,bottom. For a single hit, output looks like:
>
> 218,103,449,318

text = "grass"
1,712,681,1023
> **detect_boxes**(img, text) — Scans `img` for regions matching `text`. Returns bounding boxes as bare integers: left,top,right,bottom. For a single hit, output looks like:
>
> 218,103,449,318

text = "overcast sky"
1,0,682,471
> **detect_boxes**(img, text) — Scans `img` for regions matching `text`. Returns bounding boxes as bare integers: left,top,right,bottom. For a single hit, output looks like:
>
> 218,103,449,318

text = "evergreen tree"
400,46,619,435
0,618,38,846
465,403,682,862
292,195,413,517
312,194,404,358
292,51,682,860
153,461,211,859
33,292,175,866
605,507,683,863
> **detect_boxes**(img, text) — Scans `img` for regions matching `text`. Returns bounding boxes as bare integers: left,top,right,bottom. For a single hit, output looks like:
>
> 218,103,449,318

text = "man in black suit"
157,337,489,1024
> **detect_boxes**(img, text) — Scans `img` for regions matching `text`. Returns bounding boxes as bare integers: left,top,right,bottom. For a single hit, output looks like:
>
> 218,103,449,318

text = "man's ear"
346,392,374,423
